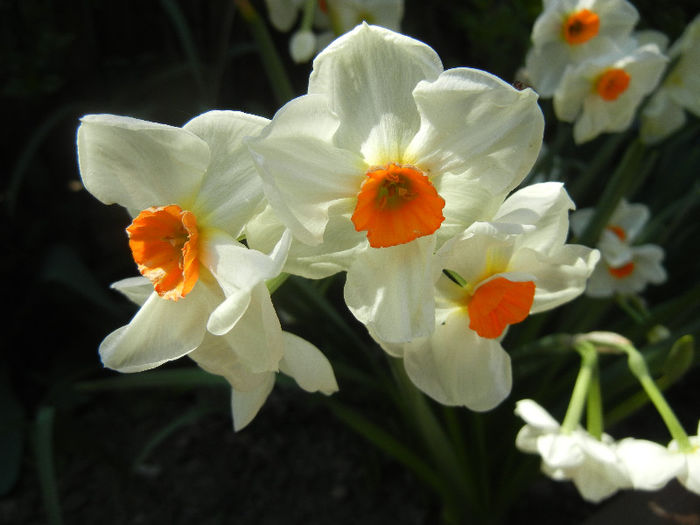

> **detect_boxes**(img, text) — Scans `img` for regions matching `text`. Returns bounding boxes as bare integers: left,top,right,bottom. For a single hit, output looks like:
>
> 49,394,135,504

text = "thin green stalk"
612,341,693,451
236,0,295,105
561,341,597,433
586,359,603,439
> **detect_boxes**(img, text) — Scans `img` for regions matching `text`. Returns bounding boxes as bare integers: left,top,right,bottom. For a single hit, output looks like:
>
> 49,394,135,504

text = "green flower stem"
585,358,603,439
300,0,316,31
615,294,647,324
619,342,694,452
266,272,289,295
561,341,597,434
235,0,295,105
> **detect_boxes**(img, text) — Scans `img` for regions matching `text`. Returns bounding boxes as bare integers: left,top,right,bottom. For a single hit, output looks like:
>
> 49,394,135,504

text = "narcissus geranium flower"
553,39,667,143
616,424,700,495
641,15,700,144
515,399,631,502
571,200,666,297
373,183,598,410
525,0,639,97
77,112,337,429
247,23,544,343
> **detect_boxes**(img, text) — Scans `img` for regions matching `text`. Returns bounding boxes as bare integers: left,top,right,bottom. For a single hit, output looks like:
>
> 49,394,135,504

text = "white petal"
402,309,512,411
77,114,209,211
230,372,276,431
245,204,365,279
99,278,222,373
538,433,584,469
679,447,700,494
309,23,443,163
514,399,561,431
344,236,436,343
408,68,544,196
189,334,272,392
495,182,574,252
220,283,285,373
184,110,269,237
110,276,152,306
200,230,286,296
247,93,366,246
511,244,600,314
279,332,338,394
616,438,683,490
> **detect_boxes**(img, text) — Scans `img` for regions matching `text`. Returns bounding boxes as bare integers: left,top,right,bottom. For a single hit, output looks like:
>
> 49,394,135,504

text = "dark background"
2,1,699,523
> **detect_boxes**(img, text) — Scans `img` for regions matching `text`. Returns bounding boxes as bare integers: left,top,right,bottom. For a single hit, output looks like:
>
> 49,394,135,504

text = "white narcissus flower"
616,423,700,495
247,24,544,344
571,200,666,297
641,15,700,144
553,39,667,143
373,183,598,410
525,0,639,97
77,112,337,430
515,399,631,502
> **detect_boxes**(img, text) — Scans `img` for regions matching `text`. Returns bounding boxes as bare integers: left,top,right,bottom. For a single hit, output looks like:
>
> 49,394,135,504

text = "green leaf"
34,406,63,525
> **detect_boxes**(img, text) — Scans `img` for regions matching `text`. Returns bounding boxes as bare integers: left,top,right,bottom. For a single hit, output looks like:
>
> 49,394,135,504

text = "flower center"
467,277,535,339
606,225,627,241
608,261,635,279
563,9,600,45
351,163,445,248
127,204,200,301
595,69,631,101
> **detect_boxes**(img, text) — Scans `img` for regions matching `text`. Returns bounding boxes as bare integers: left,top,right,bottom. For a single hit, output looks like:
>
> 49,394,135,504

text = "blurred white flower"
515,399,631,502
371,183,598,411
571,200,666,297
525,0,639,97
641,15,700,144
553,39,667,143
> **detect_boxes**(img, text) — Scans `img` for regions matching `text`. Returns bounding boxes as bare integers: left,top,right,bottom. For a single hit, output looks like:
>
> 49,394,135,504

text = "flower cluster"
77,24,598,427
525,0,670,143
516,399,700,502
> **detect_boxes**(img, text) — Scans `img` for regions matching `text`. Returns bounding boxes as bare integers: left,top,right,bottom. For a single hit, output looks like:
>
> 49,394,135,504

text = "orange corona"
127,204,199,301
563,9,600,45
596,69,631,101
351,163,445,248
606,225,627,241
467,277,535,339
609,261,635,279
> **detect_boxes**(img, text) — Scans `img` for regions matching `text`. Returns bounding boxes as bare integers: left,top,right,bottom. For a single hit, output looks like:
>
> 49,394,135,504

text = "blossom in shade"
77,112,337,429
525,0,639,97
515,399,631,502
372,183,598,410
246,23,544,343
641,15,700,144
616,424,700,496
553,39,667,143
571,200,666,297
